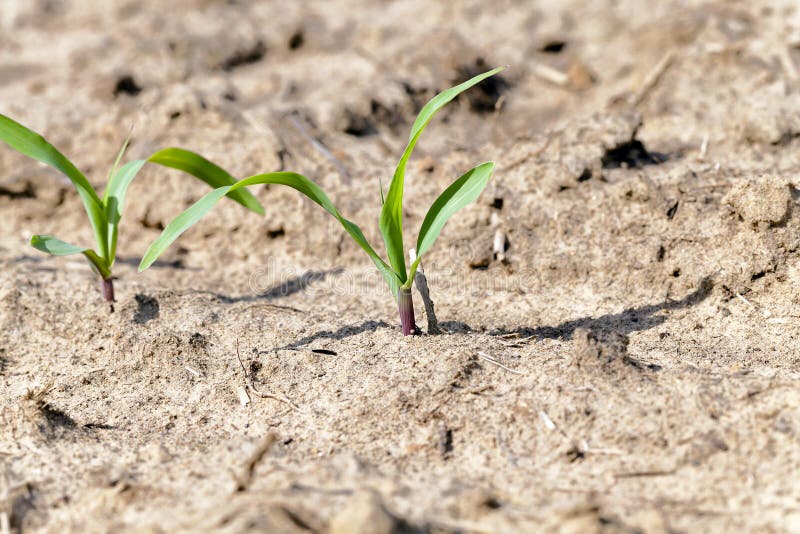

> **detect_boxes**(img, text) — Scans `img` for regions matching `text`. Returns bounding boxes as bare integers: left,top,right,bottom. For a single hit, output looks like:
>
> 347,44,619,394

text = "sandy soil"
2,0,800,532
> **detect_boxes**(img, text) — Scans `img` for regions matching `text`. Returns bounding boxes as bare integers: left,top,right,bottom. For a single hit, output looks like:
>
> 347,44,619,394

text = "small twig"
779,46,799,81
699,134,709,160
185,366,201,378
284,112,351,182
493,229,507,261
499,132,553,173
633,51,675,106
538,410,556,431
494,94,506,113
536,407,582,452
498,335,534,347
409,248,441,334
586,447,625,456
490,212,507,263
614,469,676,479
236,386,250,406
465,385,496,396
736,292,755,309
532,63,569,86
235,340,303,412
233,432,278,492
736,292,772,319
477,351,524,375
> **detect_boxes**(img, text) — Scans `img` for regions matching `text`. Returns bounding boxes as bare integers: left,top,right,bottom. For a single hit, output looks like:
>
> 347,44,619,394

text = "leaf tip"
138,248,156,272
29,235,45,253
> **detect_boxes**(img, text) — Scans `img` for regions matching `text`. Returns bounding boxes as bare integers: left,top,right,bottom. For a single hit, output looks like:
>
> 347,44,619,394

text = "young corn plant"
0,113,264,304
139,67,504,334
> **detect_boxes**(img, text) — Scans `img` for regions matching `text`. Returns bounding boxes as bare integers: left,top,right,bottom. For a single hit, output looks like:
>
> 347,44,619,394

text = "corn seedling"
0,113,264,304
139,67,503,334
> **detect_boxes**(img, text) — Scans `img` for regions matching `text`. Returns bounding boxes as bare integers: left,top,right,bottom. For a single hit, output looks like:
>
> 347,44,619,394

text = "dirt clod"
723,174,793,228
329,492,401,534
572,327,660,376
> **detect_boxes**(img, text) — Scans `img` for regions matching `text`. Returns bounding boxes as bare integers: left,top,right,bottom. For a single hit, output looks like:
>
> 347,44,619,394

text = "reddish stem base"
398,288,418,336
101,278,115,306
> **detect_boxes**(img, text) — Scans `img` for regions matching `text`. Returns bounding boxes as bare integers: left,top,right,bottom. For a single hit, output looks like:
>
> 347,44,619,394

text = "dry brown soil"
2,0,800,532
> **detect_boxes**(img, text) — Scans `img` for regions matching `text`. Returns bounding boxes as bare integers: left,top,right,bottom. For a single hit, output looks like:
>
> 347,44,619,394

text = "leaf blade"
408,67,506,142
409,161,495,282
379,66,505,286
138,172,401,294
30,235,111,279
102,129,133,204
148,148,265,215
232,173,400,293
137,186,232,272
0,113,108,259
103,159,148,265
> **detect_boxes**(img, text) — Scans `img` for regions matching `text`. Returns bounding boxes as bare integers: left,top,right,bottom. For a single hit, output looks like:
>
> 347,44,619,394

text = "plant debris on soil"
2,1,800,532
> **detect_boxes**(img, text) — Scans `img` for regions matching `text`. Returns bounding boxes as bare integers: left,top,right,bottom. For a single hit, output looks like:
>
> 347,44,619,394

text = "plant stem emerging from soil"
410,248,441,334
398,287,418,336
101,277,115,306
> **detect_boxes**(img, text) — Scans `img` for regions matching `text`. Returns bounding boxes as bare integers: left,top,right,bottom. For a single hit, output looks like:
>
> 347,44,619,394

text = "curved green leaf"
0,113,108,259
138,172,401,295
148,148,265,215
407,162,495,285
104,129,132,198
379,66,505,284
30,235,111,279
103,159,147,266
138,186,231,272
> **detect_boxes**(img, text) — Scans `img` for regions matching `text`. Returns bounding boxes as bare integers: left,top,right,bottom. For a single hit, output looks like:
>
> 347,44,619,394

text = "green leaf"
30,235,111,279
407,162,495,284
103,159,147,266
379,66,505,286
0,113,108,260
104,128,132,197
30,234,86,256
138,172,401,295
148,148,265,215
138,186,230,273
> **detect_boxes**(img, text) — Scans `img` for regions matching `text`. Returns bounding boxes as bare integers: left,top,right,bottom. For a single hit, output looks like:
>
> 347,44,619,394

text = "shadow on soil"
247,275,713,351
488,276,714,340
116,256,199,271
267,319,391,351
258,277,713,350
9,255,57,273
212,268,345,303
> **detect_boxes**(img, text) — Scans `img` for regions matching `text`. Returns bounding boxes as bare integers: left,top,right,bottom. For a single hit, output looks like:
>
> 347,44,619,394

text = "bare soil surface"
2,1,800,532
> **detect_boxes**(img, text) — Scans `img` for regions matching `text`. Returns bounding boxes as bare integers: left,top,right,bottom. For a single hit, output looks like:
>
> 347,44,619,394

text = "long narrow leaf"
138,173,401,295
103,129,132,199
138,186,231,272
408,162,495,284
148,148,265,215
103,159,147,265
30,235,111,279
0,113,108,259
379,66,505,285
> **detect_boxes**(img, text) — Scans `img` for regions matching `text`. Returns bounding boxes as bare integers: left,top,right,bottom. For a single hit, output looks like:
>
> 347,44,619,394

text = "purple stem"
101,277,115,304
398,287,418,336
